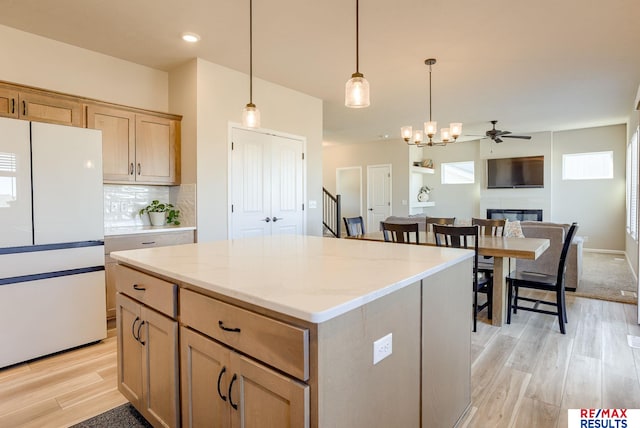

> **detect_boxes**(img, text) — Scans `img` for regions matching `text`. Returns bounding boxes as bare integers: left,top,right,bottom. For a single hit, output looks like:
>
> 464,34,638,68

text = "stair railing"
322,187,341,238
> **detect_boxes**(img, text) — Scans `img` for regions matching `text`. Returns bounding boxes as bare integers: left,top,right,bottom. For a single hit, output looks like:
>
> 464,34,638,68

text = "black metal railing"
322,187,341,238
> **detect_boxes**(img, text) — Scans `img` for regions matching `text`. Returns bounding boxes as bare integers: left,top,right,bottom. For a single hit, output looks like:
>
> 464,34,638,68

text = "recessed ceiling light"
182,32,201,43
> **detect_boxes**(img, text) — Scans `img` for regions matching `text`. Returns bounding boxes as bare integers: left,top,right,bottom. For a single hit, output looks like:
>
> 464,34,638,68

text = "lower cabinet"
116,293,180,428
180,326,309,428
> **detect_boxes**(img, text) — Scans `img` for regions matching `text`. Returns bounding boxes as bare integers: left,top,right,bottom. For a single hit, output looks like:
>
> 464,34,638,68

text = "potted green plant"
139,200,181,226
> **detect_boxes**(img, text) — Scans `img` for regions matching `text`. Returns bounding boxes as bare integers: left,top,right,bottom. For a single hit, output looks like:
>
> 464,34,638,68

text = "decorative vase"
417,191,430,202
149,212,166,226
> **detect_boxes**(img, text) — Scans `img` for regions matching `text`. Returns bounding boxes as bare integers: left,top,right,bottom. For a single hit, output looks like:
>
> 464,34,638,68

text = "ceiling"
2,0,640,145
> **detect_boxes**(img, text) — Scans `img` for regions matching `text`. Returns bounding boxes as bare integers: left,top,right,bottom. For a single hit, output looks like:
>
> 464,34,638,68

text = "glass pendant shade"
450,123,462,138
440,128,451,142
413,130,424,144
242,103,260,128
424,121,437,138
401,126,413,142
345,73,370,108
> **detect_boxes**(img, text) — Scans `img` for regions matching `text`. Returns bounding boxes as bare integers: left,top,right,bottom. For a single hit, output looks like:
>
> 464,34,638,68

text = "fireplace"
487,209,543,221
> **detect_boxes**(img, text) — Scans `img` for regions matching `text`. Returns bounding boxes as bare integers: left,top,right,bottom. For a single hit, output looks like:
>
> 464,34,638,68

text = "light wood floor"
0,293,639,428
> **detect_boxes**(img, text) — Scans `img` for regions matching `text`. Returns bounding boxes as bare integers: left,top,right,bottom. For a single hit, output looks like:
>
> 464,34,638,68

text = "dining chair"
343,216,366,237
425,216,455,232
432,224,492,332
506,222,578,334
472,218,506,273
381,222,420,244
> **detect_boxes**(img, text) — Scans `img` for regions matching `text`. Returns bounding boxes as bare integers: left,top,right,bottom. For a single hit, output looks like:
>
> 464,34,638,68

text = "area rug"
70,403,152,428
572,252,637,304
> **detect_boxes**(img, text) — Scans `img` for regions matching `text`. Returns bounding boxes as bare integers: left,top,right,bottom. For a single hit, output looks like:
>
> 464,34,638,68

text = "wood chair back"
425,216,455,232
381,222,420,244
343,216,366,237
472,218,506,236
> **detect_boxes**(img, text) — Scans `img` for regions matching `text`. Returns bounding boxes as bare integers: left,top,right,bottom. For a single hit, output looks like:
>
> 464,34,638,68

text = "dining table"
347,231,550,326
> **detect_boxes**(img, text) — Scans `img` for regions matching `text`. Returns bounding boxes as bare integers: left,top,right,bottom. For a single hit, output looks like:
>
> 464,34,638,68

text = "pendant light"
401,58,462,146
345,0,370,108
242,0,260,128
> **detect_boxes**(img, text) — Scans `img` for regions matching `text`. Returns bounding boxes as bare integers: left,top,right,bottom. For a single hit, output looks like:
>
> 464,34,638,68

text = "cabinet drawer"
105,230,194,254
180,289,309,381
115,264,177,318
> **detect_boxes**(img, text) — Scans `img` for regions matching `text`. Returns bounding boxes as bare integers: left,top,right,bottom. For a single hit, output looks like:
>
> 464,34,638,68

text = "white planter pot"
149,212,166,226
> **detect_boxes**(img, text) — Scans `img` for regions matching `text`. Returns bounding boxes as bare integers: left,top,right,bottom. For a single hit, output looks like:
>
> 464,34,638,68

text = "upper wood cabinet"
86,105,181,185
0,85,82,126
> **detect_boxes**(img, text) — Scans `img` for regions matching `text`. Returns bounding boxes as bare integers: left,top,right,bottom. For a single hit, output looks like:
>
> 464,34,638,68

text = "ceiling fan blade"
495,130,511,136
494,137,503,143
503,135,532,140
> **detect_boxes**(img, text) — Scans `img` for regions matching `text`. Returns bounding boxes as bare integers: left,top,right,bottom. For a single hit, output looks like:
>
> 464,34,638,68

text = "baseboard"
582,248,625,254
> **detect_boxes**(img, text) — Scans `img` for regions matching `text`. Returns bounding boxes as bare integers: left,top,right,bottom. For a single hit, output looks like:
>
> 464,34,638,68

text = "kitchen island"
111,235,474,428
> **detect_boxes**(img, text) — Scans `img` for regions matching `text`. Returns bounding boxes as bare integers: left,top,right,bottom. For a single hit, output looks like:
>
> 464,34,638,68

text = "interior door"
0,117,31,247
367,164,392,232
230,128,304,239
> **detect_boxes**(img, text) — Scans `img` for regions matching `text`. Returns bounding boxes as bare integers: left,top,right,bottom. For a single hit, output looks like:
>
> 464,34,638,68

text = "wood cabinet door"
231,352,309,428
19,92,82,127
135,114,179,184
180,327,232,428
116,293,143,408
140,306,179,428
87,105,136,182
0,87,19,118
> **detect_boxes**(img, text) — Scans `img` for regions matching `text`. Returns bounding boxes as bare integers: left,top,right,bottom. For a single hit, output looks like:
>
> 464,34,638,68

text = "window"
441,161,474,184
627,129,638,239
562,151,613,180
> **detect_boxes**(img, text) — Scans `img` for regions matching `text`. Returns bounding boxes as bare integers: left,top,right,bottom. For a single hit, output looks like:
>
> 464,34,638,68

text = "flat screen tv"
487,155,544,189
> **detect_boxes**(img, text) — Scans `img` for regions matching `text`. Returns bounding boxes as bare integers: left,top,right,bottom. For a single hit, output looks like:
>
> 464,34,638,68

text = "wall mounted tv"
487,155,544,189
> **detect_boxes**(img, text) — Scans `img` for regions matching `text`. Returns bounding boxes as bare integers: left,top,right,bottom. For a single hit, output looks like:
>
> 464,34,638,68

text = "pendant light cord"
355,0,359,73
249,0,253,104
428,62,432,122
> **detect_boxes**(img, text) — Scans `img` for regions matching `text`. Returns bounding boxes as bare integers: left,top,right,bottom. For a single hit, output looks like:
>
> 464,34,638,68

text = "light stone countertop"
104,225,196,237
111,235,473,323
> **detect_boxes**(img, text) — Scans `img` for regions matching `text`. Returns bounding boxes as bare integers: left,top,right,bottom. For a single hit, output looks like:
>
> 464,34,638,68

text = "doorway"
366,164,392,232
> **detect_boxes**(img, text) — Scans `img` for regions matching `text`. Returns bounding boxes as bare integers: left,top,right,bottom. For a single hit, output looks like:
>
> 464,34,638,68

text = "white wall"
323,140,410,217
552,125,626,251
0,25,168,111
170,58,323,242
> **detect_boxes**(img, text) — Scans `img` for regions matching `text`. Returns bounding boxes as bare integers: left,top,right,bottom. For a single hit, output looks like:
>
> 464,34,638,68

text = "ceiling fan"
484,120,532,143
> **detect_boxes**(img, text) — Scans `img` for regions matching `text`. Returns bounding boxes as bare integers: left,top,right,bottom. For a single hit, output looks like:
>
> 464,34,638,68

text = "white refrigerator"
0,117,106,368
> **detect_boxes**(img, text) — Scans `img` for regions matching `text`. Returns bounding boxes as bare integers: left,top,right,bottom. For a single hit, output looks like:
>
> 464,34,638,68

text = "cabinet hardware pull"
228,373,238,410
141,241,156,245
133,284,146,291
272,217,283,222
137,320,145,345
11,98,15,114
218,320,241,333
217,367,227,401
129,163,134,175
131,316,140,341
22,100,27,116
137,163,141,175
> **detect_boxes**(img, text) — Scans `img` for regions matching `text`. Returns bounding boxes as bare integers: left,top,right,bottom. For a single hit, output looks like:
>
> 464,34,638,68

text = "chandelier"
401,58,462,146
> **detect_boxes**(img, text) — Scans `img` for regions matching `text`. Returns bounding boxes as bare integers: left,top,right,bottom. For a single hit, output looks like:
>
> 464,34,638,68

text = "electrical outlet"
308,200,317,209
373,333,392,365
402,200,407,205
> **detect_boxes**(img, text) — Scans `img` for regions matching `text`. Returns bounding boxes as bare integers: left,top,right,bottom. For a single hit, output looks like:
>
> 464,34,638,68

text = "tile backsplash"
104,184,196,228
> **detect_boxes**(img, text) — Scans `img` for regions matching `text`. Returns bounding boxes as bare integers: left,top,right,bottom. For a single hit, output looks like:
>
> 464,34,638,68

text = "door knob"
272,217,283,222
368,208,373,211
261,217,271,222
